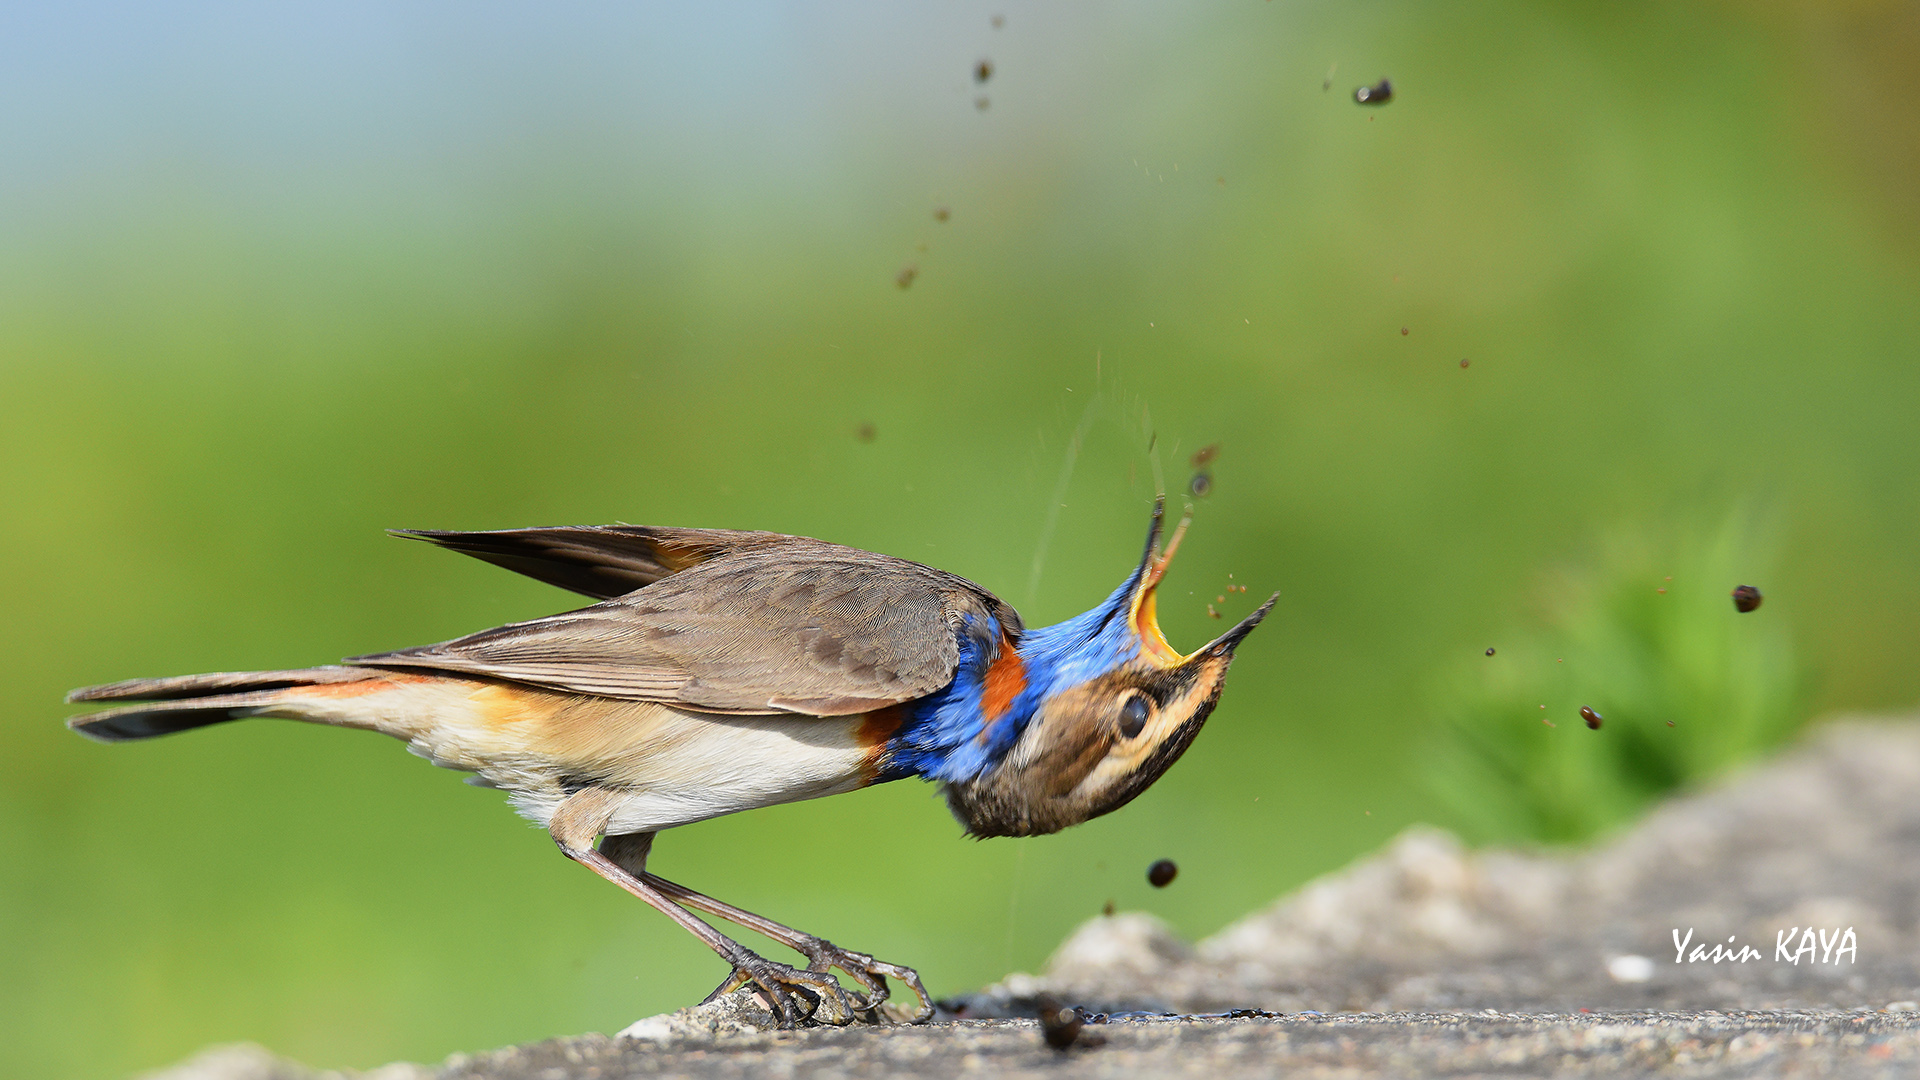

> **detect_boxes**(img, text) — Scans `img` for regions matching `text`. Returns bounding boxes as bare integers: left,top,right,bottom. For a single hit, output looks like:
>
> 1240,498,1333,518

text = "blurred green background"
5,1,1919,1076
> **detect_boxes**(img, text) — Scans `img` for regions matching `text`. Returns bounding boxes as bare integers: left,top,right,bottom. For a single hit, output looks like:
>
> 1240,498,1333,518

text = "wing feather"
393,525,796,599
352,535,1020,717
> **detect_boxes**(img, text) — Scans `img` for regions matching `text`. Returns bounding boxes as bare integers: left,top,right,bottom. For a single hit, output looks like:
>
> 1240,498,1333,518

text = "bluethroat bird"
67,499,1274,1025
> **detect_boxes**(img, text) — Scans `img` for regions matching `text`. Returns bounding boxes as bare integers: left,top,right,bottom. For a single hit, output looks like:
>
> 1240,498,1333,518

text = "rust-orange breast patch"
980,636,1026,721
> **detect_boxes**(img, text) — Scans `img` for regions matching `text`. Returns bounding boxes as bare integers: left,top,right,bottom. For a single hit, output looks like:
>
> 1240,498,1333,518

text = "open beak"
1196,593,1278,658
1125,497,1277,668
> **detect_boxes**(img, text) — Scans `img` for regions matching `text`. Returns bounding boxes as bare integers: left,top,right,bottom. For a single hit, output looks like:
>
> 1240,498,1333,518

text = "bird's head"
944,500,1276,837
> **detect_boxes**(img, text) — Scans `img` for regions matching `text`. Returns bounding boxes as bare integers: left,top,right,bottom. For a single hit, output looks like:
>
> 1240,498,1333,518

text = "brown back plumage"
354,526,1023,716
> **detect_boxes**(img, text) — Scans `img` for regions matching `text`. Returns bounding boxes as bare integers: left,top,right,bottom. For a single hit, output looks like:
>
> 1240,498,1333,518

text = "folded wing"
392,524,799,600
358,529,1022,716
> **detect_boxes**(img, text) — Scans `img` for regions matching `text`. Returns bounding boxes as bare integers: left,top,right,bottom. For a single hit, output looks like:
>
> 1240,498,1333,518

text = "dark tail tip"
68,707,244,743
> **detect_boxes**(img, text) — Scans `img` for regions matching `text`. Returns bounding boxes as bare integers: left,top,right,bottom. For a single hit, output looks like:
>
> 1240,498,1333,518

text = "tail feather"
69,694,278,743
67,666,372,704
66,667,397,744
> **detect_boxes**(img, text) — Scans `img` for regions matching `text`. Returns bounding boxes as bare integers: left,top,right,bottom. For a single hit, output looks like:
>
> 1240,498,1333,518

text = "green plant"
1428,509,1806,845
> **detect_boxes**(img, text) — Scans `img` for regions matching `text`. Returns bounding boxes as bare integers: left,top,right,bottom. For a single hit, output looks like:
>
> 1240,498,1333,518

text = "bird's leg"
550,793,860,1027
654,878,930,1022
600,831,932,1023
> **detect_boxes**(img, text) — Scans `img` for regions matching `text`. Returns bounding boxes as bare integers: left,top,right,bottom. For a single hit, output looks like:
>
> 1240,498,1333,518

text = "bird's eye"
1118,694,1150,739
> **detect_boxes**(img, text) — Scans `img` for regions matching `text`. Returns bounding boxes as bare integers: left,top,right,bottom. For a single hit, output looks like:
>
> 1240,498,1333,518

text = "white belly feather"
255,677,879,836
512,712,875,835
255,676,879,837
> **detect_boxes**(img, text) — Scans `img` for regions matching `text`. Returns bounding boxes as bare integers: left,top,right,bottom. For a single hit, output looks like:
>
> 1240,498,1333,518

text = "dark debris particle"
1189,472,1212,497
975,59,994,84
1733,584,1763,613
933,205,950,222
1354,78,1393,105
1461,358,1471,368
856,422,876,443
1581,706,1604,730
895,265,918,289
1485,647,1496,656
1148,859,1178,888
991,14,1004,29
1400,326,1410,336
1036,996,1085,1050
1190,442,1220,468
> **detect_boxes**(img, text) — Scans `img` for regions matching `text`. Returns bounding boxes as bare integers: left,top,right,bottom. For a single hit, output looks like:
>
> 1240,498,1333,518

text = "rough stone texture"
147,1014,1920,1080
615,990,789,1043
143,718,1920,1079
989,718,1920,1017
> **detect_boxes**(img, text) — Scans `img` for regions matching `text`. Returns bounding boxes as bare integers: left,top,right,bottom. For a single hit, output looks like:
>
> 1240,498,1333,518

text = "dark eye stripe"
1118,694,1150,738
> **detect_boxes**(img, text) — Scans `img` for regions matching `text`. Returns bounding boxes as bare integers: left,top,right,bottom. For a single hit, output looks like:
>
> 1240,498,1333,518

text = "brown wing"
352,534,1022,716
392,524,799,600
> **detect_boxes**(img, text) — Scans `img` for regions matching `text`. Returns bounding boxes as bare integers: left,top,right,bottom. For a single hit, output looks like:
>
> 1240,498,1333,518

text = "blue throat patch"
874,567,1148,785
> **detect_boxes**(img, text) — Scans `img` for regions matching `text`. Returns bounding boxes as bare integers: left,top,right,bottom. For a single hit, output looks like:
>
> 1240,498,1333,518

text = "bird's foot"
795,939,933,1024
702,952,866,1028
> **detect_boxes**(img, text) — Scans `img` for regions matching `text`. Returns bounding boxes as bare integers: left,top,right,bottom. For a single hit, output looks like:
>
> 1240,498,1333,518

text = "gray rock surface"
146,1013,1920,1080
984,718,1920,1016
143,718,1920,1079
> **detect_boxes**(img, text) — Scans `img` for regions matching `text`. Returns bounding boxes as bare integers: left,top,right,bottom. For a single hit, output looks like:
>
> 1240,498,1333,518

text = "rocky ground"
146,718,1920,1080
154,1010,1920,1080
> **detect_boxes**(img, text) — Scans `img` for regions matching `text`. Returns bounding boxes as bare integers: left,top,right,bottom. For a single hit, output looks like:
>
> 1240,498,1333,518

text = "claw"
708,951,865,1028
703,942,933,1027
800,942,886,1012
877,961,933,1023
795,939,935,1024
700,966,754,1006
